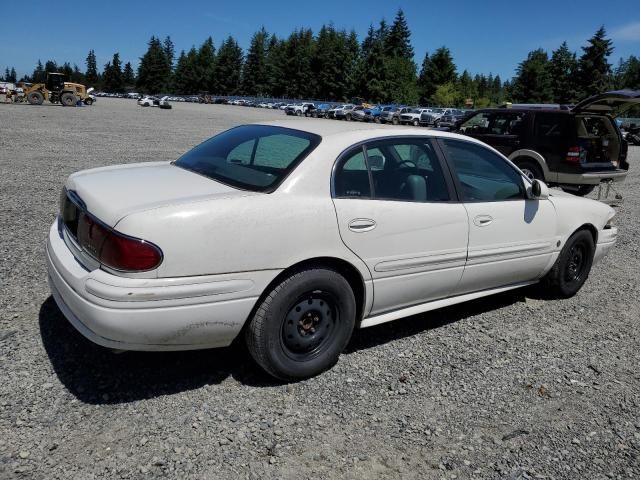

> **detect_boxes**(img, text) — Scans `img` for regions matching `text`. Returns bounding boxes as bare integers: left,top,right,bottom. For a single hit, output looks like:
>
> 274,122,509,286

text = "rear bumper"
46,221,279,351
556,169,628,185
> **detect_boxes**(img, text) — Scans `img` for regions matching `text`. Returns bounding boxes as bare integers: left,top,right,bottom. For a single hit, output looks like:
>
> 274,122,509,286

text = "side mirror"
530,179,549,199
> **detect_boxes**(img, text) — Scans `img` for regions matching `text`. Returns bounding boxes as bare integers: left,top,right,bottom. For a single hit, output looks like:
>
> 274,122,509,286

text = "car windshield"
174,125,321,192
411,109,422,113
432,108,444,114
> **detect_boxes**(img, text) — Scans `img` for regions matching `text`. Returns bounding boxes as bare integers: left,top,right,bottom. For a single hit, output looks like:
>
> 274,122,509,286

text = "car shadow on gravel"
346,289,526,353
40,289,526,404
38,297,278,404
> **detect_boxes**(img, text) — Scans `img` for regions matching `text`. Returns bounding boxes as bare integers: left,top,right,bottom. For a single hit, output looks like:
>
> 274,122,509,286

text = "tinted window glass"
535,113,568,144
370,140,449,202
334,148,371,198
174,125,320,192
442,139,524,201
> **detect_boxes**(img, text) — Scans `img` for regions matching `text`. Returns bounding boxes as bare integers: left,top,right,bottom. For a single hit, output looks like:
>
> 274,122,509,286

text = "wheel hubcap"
565,244,586,282
281,293,337,360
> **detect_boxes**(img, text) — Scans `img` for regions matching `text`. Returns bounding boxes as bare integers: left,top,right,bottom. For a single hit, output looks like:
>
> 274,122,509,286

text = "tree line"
2,12,639,107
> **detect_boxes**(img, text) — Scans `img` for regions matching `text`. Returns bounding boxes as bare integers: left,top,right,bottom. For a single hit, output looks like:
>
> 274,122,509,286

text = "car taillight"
76,212,162,271
565,146,586,164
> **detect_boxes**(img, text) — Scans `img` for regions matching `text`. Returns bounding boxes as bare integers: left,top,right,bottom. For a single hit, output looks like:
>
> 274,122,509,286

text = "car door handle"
348,218,376,232
473,215,493,227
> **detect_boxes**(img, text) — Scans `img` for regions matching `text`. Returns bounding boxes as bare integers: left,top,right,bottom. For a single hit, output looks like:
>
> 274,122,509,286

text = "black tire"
573,185,596,197
84,98,93,105
392,116,399,125
245,268,356,381
27,91,44,105
60,92,76,107
296,110,302,116
541,229,595,298
412,119,419,126
514,159,544,182
345,113,352,121
374,117,381,124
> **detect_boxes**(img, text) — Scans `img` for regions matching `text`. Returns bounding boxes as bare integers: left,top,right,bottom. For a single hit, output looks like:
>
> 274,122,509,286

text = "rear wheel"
541,229,594,298
84,98,93,106
392,116,399,125
245,268,356,381
27,91,44,105
514,159,544,182
296,110,302,116
60,92,76,107
345,113,352,121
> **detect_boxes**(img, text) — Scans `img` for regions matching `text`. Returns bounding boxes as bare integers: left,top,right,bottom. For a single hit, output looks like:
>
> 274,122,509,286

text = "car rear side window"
442,139,525,202
174,125,320,192
334,147,371,198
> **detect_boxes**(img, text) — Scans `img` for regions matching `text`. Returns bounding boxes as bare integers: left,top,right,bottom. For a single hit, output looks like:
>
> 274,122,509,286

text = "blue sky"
1,0,639,81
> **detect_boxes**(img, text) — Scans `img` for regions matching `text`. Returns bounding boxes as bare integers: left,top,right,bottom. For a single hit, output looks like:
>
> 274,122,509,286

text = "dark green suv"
453,91,639,196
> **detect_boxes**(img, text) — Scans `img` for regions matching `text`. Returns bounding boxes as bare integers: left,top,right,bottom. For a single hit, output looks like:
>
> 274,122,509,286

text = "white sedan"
46,121,617,380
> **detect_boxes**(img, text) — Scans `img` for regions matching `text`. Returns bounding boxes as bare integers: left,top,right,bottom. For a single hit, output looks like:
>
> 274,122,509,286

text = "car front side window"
441,139,525,202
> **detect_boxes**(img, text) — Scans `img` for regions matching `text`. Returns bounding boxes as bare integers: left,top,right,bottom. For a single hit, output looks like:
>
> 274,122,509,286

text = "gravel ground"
1,99,639,480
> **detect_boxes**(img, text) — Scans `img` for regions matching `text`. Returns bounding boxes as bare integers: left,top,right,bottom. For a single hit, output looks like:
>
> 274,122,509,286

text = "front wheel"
60,92,77,106
84,98,93,105
540,230,595,298
412,119,419,126
392,117,399,125
245,268,356,381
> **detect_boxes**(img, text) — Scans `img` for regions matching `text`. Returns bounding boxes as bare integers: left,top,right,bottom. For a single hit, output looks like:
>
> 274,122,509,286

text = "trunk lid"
65,161,253,227
572,90,640,117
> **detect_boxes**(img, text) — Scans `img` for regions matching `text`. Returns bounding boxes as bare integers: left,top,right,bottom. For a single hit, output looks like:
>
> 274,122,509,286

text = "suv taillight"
565,146,586,164
76,212,162,271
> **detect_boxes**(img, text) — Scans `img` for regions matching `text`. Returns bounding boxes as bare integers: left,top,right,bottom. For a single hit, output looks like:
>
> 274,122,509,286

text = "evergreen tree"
122,62,135,86
137,36,172,93
71,64,85,84
242,28,269,96
283,29,314,98
85,50,99,85
344,30,361,99
45,60,58,73
384,9,417,104
215,36,243,95
511,49,552,103
265,34,287,97
103,53,123,92
614,56,640,89
577,26,613,99
197,37,216,92
163,36,175,69
312,25,358,101
457,70,477,105
3,68,8,81
32,60,45,83
7,67,17,82
173,48,200,94
360,25,376,57
548,41,579,104
385,9,413,59
417,47,456,104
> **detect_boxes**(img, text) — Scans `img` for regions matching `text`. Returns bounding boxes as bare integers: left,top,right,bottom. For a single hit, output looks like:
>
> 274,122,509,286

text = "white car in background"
138,96,172,109
47,121,616,380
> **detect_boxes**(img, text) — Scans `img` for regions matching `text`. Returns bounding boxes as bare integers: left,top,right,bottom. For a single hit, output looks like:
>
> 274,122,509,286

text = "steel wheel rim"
280,291,338,361
521,168,536,181
565,243,587,282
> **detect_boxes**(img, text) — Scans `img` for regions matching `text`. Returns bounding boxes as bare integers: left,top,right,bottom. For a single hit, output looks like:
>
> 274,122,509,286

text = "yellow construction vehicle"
24,72,94,106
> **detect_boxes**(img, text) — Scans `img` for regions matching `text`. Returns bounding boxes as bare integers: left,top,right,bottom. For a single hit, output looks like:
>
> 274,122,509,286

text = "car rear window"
174,125,321,192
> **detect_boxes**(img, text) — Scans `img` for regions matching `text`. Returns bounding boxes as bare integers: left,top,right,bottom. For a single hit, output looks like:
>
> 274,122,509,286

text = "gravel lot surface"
1,99,639,479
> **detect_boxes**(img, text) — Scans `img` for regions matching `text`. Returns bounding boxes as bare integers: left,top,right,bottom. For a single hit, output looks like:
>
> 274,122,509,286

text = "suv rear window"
174,125,321,192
